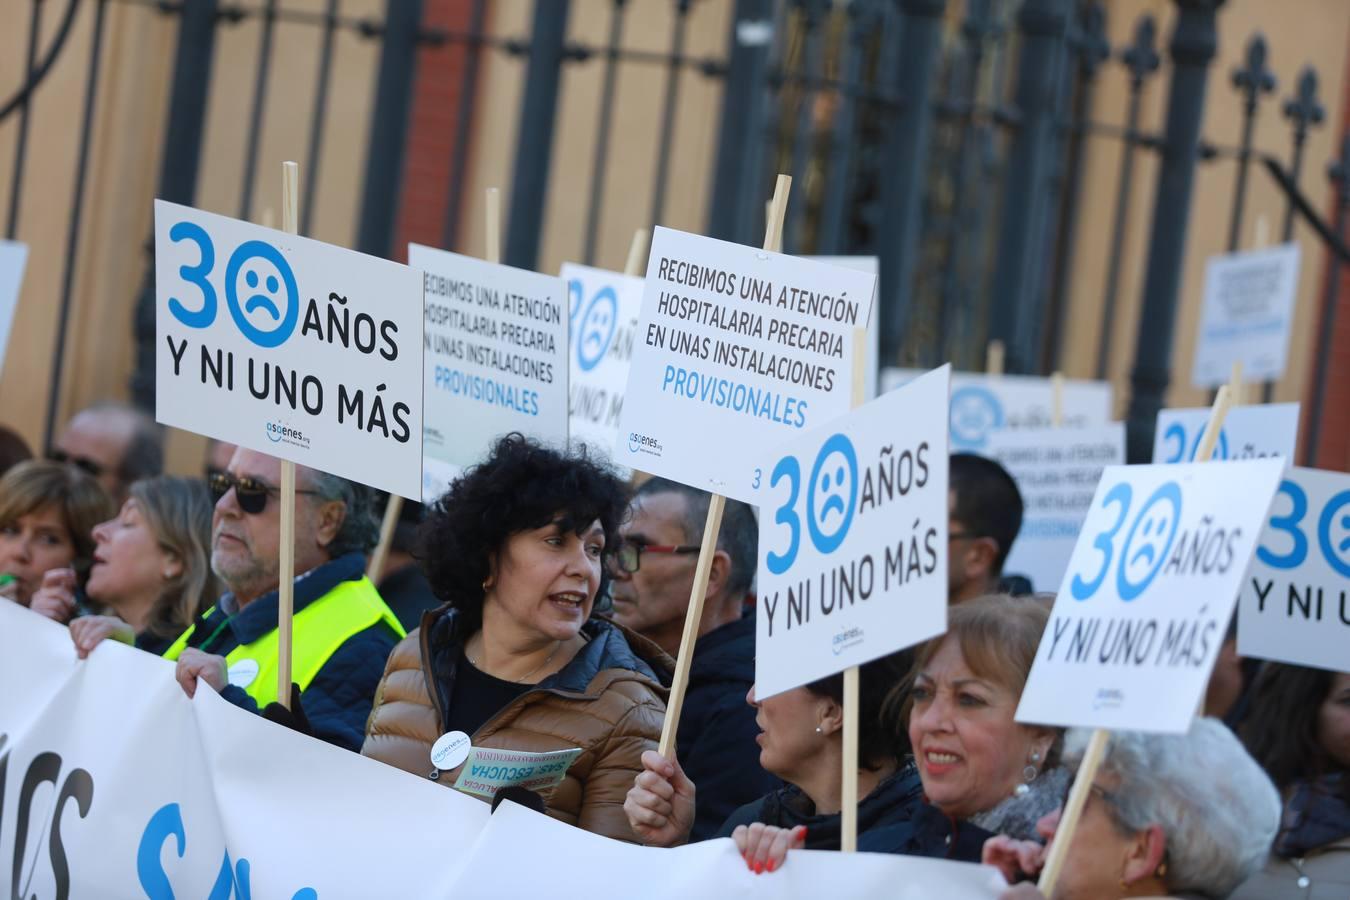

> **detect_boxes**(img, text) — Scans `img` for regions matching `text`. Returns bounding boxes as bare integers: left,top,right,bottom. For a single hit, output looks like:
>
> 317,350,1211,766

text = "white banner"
0,240,26,377
1191,243,1300,388
1152,403,1300,463
619,227,876,503
0,602,1006,899
562,263,644,469
1017,459,1283,733
154,201,424,498
1238,466,1350,673
978,424,1126,593
880,370,1112,452
755,366,950,699
412,244,569,502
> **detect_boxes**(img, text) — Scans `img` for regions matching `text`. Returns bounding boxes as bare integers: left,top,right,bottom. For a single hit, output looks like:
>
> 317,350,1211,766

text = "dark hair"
806,650,914,770
119,412,164,484
418,435,629,635
950,453,1023,573
634,476,757,598
0,426,32,476
1241,663,1350,800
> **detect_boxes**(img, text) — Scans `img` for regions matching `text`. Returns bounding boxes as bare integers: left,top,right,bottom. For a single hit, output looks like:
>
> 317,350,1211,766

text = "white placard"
412,244,568,503
619,227,876,503
755,366,949,699
881,369,1112,452
979,424,1126,593
1152,403,1300,463
0,240,27,376
561,263,643,467
1192,243,1301,388
155,201,423,498
1017,459,1283,732
453,746,583,798
809,256,880,400
1238,467,1350,673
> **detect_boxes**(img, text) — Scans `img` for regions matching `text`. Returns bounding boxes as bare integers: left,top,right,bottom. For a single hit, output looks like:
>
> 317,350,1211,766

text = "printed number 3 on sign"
168,222,300,348
765,434,860,575
1070,481,1183,602
1257,480,1350,577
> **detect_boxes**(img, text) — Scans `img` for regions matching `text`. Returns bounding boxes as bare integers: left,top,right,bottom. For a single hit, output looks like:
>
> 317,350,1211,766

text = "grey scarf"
969,765,1070,841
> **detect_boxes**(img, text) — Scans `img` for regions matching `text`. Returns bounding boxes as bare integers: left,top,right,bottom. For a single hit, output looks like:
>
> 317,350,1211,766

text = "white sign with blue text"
0,240,27,377
1152,403,1300,464
561,263,643,466
809,256,880,400
1192,243,1301,388
1017,459,1283,732
1238,467,1350,673
154,201,423,498
755,366,950,699
881,369,1112,452
412,244,569,503
619,227,876,503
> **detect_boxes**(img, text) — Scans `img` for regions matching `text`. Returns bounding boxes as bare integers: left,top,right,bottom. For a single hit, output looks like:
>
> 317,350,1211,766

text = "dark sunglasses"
208,472,319,515
48,449,104,479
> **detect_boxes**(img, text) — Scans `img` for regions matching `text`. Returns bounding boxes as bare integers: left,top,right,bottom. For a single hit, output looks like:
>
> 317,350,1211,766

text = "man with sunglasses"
164,448,405,752
50,403,163,505
949,453,1028,604
609,477,778,841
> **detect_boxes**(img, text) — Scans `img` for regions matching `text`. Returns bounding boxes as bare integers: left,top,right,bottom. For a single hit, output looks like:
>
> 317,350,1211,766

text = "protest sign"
453,746,583,799
0,602,1007,899
1191,243,1300,388
412,243,568,502
1152,402,1300,463
755,366,950,699
0,240,26,375
154,199,423,498
561,262,643,464
881,369,1112,451
1238,466,1350,672
618,226,876,504
1016,457,1283,733
809,256,880,400
978,424,1126,593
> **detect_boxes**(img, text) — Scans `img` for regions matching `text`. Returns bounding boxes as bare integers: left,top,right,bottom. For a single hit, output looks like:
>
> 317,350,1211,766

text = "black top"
447,658,530,736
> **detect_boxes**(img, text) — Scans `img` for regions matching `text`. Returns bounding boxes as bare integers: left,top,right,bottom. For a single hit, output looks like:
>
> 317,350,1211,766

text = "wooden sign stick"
1051,372,1065,428
1039,385,1233,895
370,188,507,580
1228,360,1244,408
276,161,300,710
624,228,650,278
986,340,1005,377
657,174,792,759
840,324,869,853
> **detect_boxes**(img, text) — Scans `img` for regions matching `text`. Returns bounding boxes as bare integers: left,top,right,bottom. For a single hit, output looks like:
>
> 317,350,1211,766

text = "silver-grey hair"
1063,718,1280,899
304,470,379,559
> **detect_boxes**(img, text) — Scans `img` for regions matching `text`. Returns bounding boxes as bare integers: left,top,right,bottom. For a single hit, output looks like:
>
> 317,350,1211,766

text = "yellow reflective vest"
162,576,405,708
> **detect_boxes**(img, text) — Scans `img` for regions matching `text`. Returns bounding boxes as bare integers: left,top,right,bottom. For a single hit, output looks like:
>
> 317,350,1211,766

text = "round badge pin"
226,658,260,689
430,730,472,771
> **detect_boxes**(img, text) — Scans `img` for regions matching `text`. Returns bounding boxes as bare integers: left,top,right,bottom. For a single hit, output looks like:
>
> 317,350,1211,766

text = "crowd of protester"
3,408,1346,898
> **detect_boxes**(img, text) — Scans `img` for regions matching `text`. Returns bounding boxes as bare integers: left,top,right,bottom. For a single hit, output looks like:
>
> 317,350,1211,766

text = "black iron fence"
2,0,1347,467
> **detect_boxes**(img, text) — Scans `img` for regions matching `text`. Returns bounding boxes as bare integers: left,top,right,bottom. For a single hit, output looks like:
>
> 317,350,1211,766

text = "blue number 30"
765,455,801,576
1071,483,1133,601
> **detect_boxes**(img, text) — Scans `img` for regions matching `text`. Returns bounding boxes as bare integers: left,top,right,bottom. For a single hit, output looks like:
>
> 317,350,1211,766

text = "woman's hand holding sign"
623,750,696,847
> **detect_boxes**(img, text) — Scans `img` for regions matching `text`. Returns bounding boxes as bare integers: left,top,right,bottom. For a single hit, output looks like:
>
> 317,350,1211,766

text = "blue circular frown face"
576,288,618,372
224,240,299,348
1117,482,1182,601
949,386,1003,449
807,434,859,555
1318,490,1350,578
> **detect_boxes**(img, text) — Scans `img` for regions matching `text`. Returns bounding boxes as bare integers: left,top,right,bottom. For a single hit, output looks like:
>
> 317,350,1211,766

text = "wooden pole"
624,228,650,278
986,340,1005,376
1051,371,1065,428
276,161,299,710
657,175,791,758
1228,360,1244,408
839,325,868,852
1039,385,1232,895
485,187,501,265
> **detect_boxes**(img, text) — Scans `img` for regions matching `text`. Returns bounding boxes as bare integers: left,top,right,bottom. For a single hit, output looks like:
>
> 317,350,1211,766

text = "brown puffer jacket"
361,606,672,843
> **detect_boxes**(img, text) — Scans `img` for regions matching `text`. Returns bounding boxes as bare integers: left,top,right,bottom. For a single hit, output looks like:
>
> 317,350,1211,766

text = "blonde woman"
64,476,220,656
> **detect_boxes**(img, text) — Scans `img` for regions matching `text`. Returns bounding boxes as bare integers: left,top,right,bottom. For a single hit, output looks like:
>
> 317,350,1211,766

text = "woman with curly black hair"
361,435,672,843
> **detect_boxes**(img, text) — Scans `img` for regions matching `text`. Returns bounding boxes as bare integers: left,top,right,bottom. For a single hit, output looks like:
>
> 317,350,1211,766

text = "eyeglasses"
612,540,700,574
48,449,105,479
208,472,319,515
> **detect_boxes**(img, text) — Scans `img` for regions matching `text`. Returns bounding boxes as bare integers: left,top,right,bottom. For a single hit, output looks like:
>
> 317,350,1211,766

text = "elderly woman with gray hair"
984,718,1280,900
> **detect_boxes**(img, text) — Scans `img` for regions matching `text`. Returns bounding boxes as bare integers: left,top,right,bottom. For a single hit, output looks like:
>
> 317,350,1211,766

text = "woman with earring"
54,476,219,656
628,595,1067,872
361,436,671,843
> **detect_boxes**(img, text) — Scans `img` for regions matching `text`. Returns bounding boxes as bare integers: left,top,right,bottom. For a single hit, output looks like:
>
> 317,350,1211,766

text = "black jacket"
675,615,781,841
